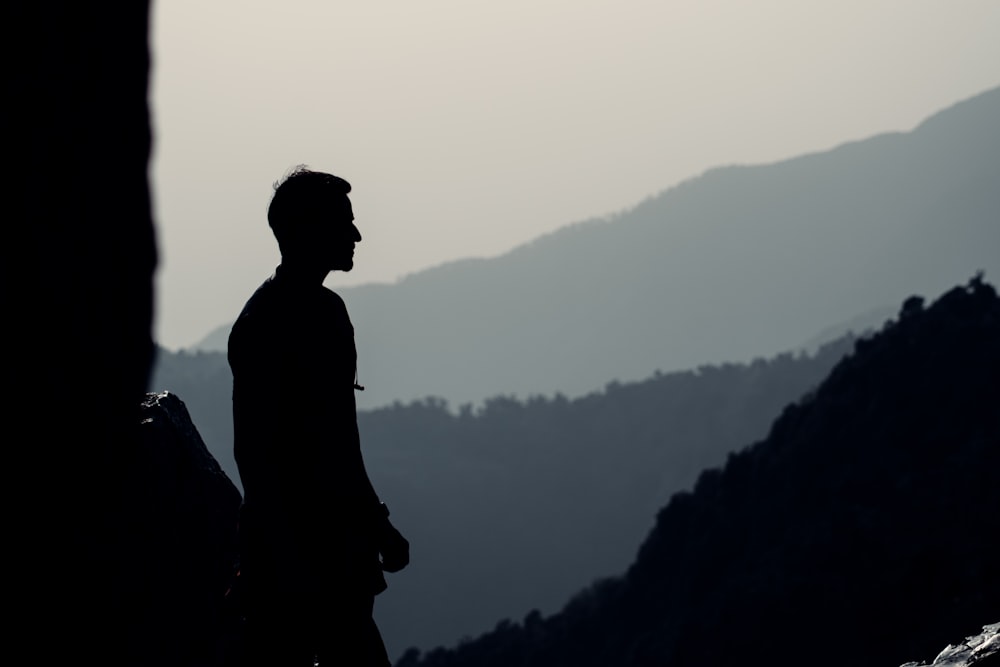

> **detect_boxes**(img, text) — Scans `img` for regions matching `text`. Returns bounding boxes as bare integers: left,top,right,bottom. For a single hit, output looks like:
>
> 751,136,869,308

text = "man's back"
229,267,384,599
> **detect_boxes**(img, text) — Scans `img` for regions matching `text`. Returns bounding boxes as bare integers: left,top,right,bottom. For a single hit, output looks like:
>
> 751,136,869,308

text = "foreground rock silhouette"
397,276,1000,667
136,392,242,665
10,4,157,665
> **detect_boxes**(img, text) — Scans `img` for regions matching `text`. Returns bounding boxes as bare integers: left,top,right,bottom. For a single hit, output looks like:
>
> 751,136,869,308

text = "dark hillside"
366,336,855,656
398,276,1000,667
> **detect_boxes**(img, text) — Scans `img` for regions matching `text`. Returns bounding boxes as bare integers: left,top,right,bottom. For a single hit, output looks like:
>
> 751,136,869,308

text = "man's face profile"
313,194,361,273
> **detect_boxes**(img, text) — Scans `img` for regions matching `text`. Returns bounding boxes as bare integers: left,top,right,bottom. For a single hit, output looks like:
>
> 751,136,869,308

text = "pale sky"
151,0,1000,350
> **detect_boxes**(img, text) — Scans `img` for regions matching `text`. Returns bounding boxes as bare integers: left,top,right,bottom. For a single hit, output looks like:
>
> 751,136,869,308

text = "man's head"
268,166,361,272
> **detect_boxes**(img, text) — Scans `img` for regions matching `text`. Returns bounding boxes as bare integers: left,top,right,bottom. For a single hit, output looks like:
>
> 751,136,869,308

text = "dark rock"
9,4,157,664
133,391,242,665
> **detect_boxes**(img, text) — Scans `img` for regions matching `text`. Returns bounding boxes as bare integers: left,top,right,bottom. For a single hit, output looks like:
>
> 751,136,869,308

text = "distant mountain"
184,86,1000,410
394,275,1000,667
191,323,229,352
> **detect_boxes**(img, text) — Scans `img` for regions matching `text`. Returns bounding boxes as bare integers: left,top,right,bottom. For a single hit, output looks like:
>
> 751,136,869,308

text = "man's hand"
379,520,409,573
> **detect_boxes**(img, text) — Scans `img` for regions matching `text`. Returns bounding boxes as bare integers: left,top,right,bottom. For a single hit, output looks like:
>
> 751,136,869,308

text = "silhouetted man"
228,167,408,666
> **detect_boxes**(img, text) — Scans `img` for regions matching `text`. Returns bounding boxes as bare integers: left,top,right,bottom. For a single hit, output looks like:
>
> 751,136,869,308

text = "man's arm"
350,427,409,572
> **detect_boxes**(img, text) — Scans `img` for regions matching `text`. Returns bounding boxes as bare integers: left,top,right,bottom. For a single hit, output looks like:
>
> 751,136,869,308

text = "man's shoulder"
233,277,279,321
229,277,281,347
230,278,350,340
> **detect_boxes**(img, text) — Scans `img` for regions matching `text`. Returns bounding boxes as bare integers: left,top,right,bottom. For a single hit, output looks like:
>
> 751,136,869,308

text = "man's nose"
352,224,362,242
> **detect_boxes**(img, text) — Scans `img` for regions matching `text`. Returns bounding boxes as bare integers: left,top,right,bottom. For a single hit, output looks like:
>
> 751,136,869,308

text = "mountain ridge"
180,86,1000,412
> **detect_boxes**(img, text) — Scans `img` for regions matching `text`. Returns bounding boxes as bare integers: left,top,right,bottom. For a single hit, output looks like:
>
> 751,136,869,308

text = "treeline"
361,338,854,657
395,278,1000,667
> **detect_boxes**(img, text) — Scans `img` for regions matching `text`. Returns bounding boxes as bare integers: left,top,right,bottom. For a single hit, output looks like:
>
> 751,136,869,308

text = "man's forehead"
329,193,354,219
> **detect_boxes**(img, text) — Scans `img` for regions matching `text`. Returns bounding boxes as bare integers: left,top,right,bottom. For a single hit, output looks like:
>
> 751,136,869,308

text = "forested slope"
396,277,1000,667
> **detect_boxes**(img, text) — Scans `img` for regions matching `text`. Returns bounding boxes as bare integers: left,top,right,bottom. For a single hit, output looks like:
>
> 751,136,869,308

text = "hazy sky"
151,0,1000,350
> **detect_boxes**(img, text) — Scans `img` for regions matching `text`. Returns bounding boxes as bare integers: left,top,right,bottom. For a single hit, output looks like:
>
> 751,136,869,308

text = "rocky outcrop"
134,392,242,665
901,623,1000,667
58,392,243,665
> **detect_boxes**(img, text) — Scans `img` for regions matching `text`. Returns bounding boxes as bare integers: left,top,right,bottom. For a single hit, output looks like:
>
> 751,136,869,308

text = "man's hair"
267,165,352,245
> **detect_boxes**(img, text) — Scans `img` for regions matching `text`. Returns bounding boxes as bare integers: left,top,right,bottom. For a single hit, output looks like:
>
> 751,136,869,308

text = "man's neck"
275,260,330,286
